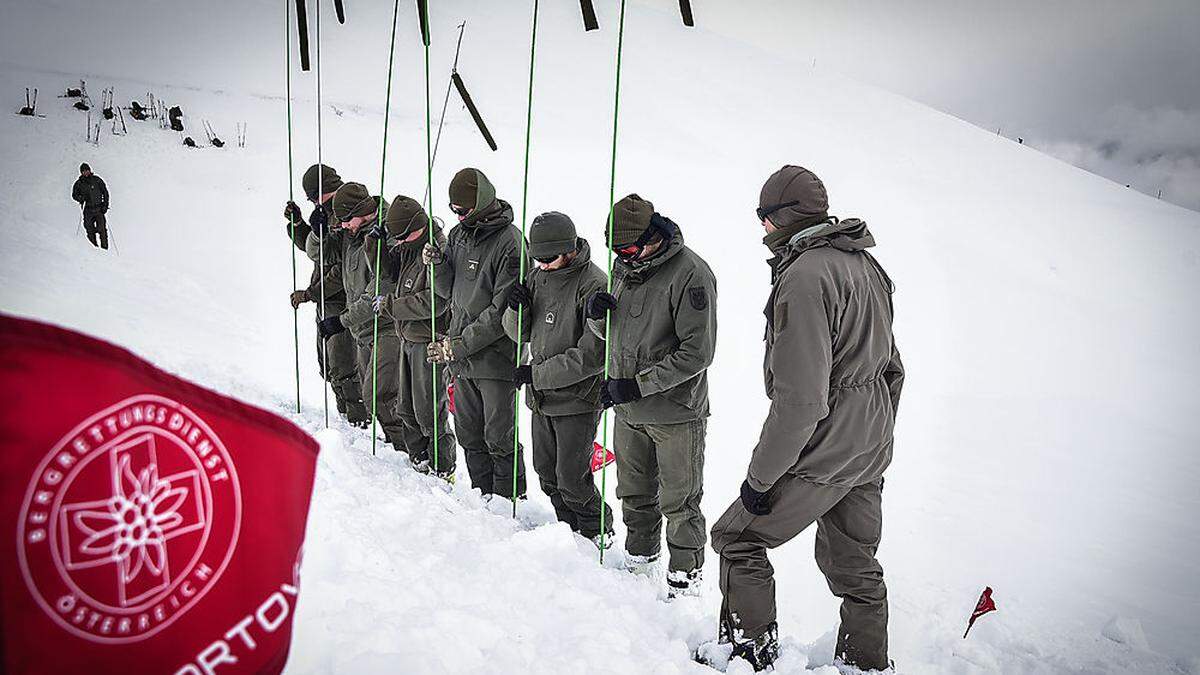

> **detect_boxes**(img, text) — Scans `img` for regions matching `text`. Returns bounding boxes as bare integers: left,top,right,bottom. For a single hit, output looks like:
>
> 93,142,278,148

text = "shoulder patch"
688,286,708,311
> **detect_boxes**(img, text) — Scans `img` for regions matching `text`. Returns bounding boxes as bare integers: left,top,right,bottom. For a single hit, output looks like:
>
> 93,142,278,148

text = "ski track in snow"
3,2,1200,672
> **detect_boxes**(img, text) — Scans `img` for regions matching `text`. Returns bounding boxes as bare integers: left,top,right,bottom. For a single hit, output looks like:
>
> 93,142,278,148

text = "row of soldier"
282,163,903,672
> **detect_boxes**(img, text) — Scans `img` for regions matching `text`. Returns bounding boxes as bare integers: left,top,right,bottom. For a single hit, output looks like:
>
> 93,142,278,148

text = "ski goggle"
756,200,800,222
449,203,471,217
614,243,643,259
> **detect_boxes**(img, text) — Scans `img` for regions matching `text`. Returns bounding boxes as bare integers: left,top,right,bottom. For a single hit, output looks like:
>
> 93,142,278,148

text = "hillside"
2,1,1199,672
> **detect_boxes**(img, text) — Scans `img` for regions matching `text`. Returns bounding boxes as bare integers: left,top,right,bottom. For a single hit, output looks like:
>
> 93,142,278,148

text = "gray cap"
759,165,828,228
529,211,578,259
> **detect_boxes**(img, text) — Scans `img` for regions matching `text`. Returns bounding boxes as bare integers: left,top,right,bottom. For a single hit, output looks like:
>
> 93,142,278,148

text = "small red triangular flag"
590,441,615,473
963,587,997,638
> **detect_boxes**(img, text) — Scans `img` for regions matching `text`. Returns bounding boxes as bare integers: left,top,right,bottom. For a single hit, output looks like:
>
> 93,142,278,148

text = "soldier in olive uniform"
426,168,530,502
586,194,717,597
315,183,407,454
283,164,369,427
502,212,613,546
374,196,457,480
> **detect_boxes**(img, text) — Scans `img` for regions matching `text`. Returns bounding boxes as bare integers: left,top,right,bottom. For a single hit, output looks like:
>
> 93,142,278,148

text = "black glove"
513,365,533,386
585,292,618,320
309,205,330,237
316,315,345,339
740,480,771,516
283,201,304,224
367,221,387,242
600,377,641,408
506,282,533,311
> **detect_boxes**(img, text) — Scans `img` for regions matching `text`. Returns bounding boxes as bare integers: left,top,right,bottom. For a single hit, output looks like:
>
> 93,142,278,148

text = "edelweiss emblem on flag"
17,395,241,644
63,434,205,603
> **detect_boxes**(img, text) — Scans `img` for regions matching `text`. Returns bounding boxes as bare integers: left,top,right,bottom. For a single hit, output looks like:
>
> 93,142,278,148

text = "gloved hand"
513,365,533,386
372,294,387,315
740,480,771,516
309,205,330,237
317,314,345,339
586,292,618,320
426,337,456,364
422,242,445,266
283,201,304,224
289,290,311,309
600,377,641,408
506,282,533,311
367,221,387,243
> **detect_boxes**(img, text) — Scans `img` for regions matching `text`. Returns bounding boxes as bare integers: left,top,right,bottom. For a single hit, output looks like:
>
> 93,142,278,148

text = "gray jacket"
503,238,606,416
337,197,395,345
746,218,904,492
587,230,717,425
379,226,450,344
433,200,530,380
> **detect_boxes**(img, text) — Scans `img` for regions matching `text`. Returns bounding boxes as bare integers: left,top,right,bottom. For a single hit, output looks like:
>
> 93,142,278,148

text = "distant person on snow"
285,164,370,428
707,166,904,671
586,194,717,598
72,163,109,250
502,211,614,549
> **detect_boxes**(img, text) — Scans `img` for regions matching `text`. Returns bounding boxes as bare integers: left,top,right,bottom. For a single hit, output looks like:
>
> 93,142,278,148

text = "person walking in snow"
707,166,903,671
316,182,408,455
425,168,530,502
72,163,109,250
284,164,370,428
502,212,614,547
586,194,717,598
373,196,457,480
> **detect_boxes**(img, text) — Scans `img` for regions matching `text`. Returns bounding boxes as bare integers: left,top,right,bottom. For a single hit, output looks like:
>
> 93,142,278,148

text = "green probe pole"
368,0,402,457
422,1,440,475
511,0,540,517
597,0,628,564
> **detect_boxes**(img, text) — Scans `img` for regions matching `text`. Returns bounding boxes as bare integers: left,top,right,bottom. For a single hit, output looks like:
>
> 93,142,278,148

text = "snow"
3,1,1200,672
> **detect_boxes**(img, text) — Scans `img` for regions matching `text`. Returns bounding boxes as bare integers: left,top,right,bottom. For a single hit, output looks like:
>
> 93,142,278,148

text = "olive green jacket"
587,230,717,425
746,218,904,491
503,238,606,416
379,225,450,344
337,196,394,345
432,200,530,380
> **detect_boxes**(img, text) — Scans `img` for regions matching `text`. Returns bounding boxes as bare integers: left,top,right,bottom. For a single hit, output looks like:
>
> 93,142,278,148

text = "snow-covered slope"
2,1,1199,672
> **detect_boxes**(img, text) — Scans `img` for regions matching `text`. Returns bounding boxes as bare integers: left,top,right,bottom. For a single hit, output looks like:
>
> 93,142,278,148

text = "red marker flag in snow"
0,314,320,675
963,586,998,638
590,441,615,473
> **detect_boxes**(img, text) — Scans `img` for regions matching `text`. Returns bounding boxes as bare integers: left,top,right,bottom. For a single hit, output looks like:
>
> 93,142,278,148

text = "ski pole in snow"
596,0,629,563
368,0,402,457
510,0,540,516
286,0,302,414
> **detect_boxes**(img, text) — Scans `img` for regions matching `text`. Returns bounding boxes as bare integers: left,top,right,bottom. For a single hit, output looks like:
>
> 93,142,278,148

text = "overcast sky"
659,0,1200,211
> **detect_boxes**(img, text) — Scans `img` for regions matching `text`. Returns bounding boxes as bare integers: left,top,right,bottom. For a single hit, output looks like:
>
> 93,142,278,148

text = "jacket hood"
463,199,514,235
788,217,874,254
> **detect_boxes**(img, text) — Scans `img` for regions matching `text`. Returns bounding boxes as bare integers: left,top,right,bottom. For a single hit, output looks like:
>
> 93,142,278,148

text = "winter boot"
344,399,370,428
667,568,703,599
625,551,661,577
432,468,455,484
730,622,779,672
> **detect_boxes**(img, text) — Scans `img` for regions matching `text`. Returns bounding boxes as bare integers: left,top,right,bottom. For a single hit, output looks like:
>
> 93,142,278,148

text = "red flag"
0,314,320,674
590,441,615,473
963,586,997,638
447,380,456,415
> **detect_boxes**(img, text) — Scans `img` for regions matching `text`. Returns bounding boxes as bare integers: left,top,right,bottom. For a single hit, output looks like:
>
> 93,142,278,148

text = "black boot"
730,622,778,671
